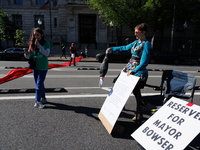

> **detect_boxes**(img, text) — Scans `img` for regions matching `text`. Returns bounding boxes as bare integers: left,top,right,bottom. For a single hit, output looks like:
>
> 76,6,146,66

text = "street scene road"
0,60,200,150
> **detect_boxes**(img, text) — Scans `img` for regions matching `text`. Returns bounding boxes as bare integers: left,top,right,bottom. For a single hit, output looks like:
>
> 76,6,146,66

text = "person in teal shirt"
24,27,51,108
106,23,151,121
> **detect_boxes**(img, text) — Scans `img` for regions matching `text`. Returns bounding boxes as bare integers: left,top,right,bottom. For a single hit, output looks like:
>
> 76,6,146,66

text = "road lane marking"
1,74,200,78
0,92,199,100
64,87,112,89
102,87,112,92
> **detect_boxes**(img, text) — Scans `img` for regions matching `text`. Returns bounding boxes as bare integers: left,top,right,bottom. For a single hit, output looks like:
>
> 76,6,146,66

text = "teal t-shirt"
112,40,151,81
29,41,51,70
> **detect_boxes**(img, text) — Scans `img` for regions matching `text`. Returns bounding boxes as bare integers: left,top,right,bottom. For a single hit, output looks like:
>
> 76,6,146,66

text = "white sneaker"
40,98,47,104
34,102,45,109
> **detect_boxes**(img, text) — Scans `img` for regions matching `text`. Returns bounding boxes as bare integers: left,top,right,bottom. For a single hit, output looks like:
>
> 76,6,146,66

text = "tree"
86,0,200,34
187,1,200,40
0,8,17,47
87,0,200,52
86,0,155,31
14,29,26,47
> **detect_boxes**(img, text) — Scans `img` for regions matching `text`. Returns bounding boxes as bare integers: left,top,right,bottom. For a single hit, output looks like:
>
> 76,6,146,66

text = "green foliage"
87,0,155,31
0,8,17,45
186,0,200,39
14,29,26,47
86,0,200,34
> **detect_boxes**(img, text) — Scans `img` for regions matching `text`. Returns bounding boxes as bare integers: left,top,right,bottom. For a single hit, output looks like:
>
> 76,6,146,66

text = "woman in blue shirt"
106,23,151,121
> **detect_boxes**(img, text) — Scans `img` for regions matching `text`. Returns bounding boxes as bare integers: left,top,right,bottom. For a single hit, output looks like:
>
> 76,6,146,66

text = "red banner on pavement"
0,56,83,84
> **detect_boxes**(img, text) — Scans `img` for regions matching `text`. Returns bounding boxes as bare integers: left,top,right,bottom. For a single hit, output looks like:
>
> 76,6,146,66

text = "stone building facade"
0,0,110,55
0,0,199,57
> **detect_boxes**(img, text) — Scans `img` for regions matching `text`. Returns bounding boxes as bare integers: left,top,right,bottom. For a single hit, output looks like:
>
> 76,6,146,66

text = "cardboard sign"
99,72,139,134
131,97,200,150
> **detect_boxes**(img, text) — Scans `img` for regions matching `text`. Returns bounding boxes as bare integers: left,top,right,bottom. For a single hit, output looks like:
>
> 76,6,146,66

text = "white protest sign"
131,97,200,150
99,72,139,134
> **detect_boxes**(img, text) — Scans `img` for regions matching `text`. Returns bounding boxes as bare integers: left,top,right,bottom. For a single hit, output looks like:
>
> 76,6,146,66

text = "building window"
36,0,45,5
54,18,57,28
14,0,23,4
34,15,45,30
12,15,22,29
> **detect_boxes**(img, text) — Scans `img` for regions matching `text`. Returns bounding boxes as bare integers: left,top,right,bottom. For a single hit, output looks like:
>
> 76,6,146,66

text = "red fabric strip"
0,56,83,84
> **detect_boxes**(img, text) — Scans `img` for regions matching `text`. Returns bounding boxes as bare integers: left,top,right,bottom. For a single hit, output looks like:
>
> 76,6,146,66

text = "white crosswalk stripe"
1,74,200,78
0,92,200,100
0,85,199,100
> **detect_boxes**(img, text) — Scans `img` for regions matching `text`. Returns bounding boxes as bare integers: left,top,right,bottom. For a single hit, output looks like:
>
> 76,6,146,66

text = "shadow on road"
45,102,200,150
45,102,99,120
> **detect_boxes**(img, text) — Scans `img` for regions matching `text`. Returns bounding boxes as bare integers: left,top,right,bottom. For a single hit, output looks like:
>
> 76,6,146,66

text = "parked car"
96,50,131,63
149,52,184,65
0,48,27,61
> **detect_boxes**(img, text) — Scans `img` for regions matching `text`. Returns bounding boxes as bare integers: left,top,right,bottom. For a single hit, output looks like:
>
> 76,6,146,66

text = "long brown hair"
135,23,148,35
29,27,46,50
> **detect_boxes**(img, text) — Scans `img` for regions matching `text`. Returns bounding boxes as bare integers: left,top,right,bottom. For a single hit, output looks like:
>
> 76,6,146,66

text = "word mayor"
142,101,200,150
142,113,182,150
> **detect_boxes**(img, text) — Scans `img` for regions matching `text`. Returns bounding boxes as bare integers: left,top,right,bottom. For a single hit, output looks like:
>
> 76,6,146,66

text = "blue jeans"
33,69,48,102
69,57,76,65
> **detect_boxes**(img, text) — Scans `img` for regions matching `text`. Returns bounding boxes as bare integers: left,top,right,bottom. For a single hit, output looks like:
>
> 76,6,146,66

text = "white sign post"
99,72,139,134
131,97,200,150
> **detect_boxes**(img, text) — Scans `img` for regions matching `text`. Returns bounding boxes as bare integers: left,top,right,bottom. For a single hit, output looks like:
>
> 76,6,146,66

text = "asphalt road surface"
0,60,200,150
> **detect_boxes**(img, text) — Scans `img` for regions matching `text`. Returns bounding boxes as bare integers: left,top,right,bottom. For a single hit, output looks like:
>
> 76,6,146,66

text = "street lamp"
182,21,187,49
38,19,42,28
126,38,129,45
110,21,114,47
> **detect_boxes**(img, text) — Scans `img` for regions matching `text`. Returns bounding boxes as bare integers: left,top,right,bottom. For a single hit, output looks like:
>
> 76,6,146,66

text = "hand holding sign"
99,72,139,134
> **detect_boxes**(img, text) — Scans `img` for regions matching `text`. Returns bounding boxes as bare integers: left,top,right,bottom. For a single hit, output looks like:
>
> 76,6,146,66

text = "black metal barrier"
0,88,68,94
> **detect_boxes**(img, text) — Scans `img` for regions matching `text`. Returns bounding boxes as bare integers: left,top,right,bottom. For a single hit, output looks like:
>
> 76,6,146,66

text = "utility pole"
170,0,176,52
49,0,52,43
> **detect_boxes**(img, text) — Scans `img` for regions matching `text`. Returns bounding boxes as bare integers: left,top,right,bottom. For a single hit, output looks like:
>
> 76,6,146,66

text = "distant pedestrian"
85,47,88,57
60,45,67,59
69,43,77,66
